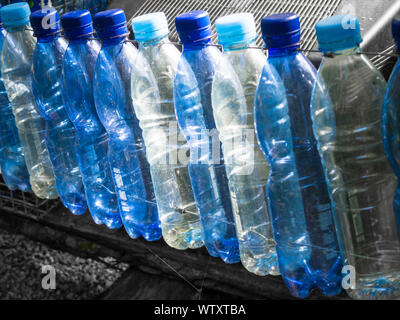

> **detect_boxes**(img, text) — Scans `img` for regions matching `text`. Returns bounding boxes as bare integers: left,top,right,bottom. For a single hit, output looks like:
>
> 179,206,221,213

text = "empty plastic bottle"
0,7,30,192
255,13,342,298
174,11,240,264
131,12,202,248
61,10,121,227
383,19,400,231
212,13,278,275
0,2,58,199
31,8,87,215
312,15,400,300
93,9,161,241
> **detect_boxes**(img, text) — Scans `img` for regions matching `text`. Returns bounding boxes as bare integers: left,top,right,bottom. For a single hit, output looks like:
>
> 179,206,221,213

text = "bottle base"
62,200,88,216
346,272,400,300
161,223,204,250
205,238,241,264
280,258,343,298
123,222,162,242
31,186,59,200
240,251,280,276
102,215,123,229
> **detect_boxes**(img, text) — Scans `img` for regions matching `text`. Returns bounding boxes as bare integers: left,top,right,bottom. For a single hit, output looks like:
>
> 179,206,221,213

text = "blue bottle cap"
215,13,257,46
0,2,31,28
392,19,400,51
30,8,61,38
315,15,362,53
261,13,301,49
131,12,169,42
61,10,93,40
94,9,128,40
175,10,212,43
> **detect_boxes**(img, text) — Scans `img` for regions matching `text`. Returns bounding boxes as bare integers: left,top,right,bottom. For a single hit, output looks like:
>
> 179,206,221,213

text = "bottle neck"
323,46,360,57
5,25,27,33
221,39,257,52
268,44,300,57
181,37,213,50
137,35,169,48
68,36,92,44
37,35,60,43
101,35,126,46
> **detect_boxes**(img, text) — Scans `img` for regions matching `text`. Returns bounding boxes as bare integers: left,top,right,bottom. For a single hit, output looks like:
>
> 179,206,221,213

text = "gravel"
0,228,129,300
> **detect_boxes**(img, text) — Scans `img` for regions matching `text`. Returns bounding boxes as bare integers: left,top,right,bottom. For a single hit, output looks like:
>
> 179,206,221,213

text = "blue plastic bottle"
255,13,342,298
31,8,87,215
61,10,121,227
0,6,30,192
383,19,400,230
212,13,279,275
93,9,161,241
313,15,400,300
174,11,240,264
0,2,58,199
131,12,202,248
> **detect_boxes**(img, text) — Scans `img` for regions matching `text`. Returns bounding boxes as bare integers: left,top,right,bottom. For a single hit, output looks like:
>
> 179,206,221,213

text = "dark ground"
0,228,128,300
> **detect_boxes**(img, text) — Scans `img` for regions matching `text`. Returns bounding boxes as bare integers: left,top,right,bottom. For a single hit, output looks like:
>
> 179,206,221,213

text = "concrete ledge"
0,205,349,300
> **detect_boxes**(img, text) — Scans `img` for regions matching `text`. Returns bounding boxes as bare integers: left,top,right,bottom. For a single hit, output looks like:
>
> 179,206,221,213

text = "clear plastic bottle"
312,14,400,300
0,7,30,192
383,19,400,231
131,12,202,248
255,13,342,298
174,11,240,264
61,10,121,227
0,2,58,199
93,9,161,241
31,8,87,215
212,13,278,275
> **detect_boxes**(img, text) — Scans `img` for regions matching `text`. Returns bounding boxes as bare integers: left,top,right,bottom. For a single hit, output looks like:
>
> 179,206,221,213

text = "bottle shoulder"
2,30,36,70
181,45,221,67
139,43,180,78
65,40,101,65
318,54,386,83
268,52,317,87
317,54,387,104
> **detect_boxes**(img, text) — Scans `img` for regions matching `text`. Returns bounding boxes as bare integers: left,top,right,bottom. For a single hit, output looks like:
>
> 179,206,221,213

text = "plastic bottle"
174,11,240,264
31,8,87,215
93,9,161,241
212,13,278,275
61,10,121,227
0,6,30,192
0,2,58,199
312,14,400,300
255,13,342,298
383,19,400,231
131,12,202,248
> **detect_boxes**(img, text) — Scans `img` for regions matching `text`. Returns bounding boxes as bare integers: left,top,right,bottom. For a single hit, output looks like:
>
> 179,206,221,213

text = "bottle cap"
175,10,212,43
315,15,362,53
30,8,61,38
216,13,257,46
261,13,301,49
392,19,400,51
61,10,93,40
94,9,128,40
1,2,31,28
131,12,169,42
